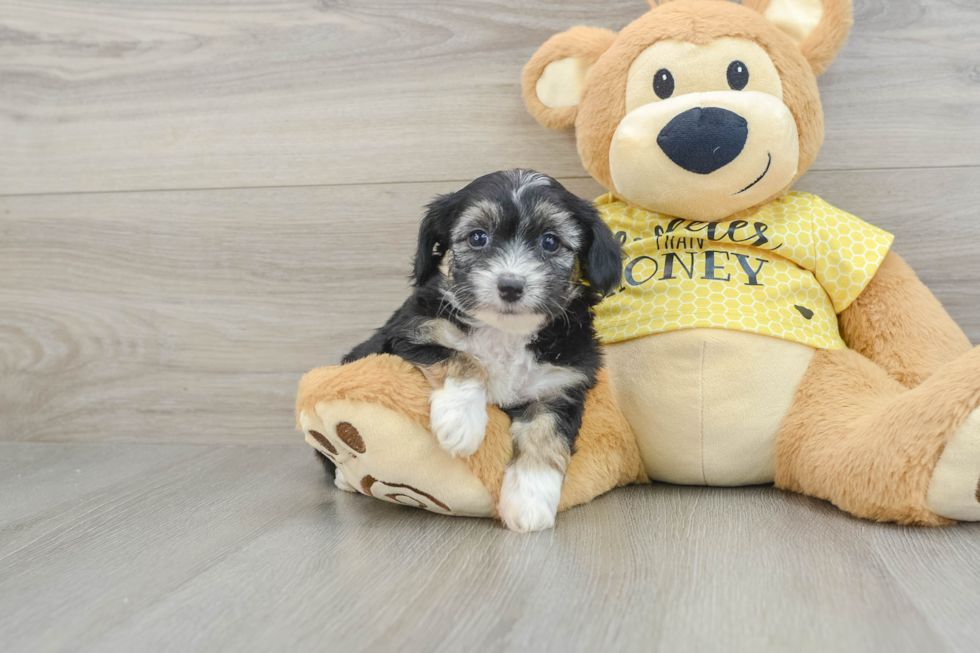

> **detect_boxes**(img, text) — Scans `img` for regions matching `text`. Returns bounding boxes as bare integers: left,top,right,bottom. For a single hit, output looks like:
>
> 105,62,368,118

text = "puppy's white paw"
334,467,357,493
429,379,488,457
497,465,563,532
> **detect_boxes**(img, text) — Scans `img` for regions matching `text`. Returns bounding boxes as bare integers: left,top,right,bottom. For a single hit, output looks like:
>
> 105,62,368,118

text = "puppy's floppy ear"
743,0,853,75
567,195,623,298
522,26,617,130
413,192,459,286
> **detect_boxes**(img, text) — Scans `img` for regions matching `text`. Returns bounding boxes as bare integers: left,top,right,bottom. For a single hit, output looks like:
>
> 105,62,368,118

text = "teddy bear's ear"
522,26,618,130
743,0,853,75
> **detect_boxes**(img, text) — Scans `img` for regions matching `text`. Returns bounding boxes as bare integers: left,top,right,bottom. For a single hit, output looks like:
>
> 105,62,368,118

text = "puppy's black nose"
497,278,525,303
657,107,748,175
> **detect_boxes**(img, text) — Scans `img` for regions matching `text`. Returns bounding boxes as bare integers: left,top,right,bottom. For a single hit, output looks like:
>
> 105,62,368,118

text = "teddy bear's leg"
557,369,649,510
775,346,980,525
296,355,644,521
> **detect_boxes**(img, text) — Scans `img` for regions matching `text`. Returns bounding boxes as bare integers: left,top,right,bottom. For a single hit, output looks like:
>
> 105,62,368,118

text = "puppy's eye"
727,60,749,91
468,230,489,248
653,69,674,99
540,233,560,253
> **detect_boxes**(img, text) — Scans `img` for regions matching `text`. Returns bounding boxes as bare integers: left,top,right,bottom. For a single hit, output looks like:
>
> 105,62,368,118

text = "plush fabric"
743,0,855,75
301,397,496,517
775,346,980,525
929,410,980,521
607,88,801,220
521,26,618,130
299,0,980,527
297,359,645,515
838,251,973,388
550,0,828,211
604,329,814,486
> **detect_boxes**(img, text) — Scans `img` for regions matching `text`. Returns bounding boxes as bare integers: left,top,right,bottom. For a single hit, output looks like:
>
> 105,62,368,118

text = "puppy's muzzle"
497,277,525,303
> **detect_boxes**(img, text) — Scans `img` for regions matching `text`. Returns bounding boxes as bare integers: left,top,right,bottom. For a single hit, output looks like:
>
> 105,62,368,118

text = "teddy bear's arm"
838,251,972,388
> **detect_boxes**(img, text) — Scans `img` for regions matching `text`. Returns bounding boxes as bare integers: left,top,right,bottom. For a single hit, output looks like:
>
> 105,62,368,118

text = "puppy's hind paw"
334,467,357,493
497,466,563,533
429,379,488,457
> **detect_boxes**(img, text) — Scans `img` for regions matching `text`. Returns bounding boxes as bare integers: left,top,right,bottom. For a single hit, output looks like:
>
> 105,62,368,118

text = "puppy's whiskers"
436,287,458,320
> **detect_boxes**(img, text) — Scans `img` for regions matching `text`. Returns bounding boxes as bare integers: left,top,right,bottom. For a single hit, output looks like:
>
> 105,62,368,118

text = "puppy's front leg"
498,398,582,532
427,353,489,458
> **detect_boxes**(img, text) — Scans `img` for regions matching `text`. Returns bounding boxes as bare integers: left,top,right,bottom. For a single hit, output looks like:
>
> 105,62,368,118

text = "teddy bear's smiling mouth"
733,152,772,195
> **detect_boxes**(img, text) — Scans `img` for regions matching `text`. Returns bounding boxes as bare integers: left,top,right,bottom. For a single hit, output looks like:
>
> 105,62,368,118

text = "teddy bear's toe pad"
928,408,980,521
299,399,494,517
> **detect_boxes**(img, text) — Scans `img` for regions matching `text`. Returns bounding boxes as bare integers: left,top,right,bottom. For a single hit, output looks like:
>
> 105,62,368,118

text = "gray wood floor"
2,1,979,651
2,442,979,653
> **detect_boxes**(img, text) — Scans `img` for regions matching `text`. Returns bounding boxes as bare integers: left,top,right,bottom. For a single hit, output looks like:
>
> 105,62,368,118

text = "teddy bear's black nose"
657,107,748,175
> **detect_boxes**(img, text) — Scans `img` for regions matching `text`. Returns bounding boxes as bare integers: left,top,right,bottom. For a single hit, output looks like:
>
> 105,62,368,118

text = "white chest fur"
459,325,584,407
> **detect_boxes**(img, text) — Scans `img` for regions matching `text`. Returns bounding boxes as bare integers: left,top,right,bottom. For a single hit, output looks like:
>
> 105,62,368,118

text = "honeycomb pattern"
593,191,894,350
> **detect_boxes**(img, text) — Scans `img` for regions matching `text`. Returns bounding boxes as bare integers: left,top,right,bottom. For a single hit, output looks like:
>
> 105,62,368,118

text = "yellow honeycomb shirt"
594,191,894,350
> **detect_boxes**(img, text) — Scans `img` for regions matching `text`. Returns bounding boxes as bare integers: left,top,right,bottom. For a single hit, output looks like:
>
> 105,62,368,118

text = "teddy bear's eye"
727,60,749,91
653,68,674,99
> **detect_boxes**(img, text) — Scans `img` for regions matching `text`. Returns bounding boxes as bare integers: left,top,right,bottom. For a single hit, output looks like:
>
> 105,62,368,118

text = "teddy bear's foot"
300,398,495,517
928,407,980,521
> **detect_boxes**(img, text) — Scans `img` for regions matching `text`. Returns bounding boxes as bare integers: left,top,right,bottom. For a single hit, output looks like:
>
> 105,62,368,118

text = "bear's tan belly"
604,329,815,486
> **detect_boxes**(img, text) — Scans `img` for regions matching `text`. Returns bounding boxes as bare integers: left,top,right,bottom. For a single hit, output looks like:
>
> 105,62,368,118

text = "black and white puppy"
343,169,622,531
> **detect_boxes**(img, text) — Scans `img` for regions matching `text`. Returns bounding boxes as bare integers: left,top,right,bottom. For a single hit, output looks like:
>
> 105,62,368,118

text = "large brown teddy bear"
297,0,980,530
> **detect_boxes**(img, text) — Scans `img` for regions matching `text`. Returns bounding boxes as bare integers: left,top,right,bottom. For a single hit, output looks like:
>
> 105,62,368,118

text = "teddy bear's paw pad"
497,465,562,532
928,407,980,521
429,379,488,457
359,475,455,513
299,400,494,518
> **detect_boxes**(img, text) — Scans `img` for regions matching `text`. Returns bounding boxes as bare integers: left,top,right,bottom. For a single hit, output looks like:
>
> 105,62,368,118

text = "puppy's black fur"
329,170,622,507
345,170,619,372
